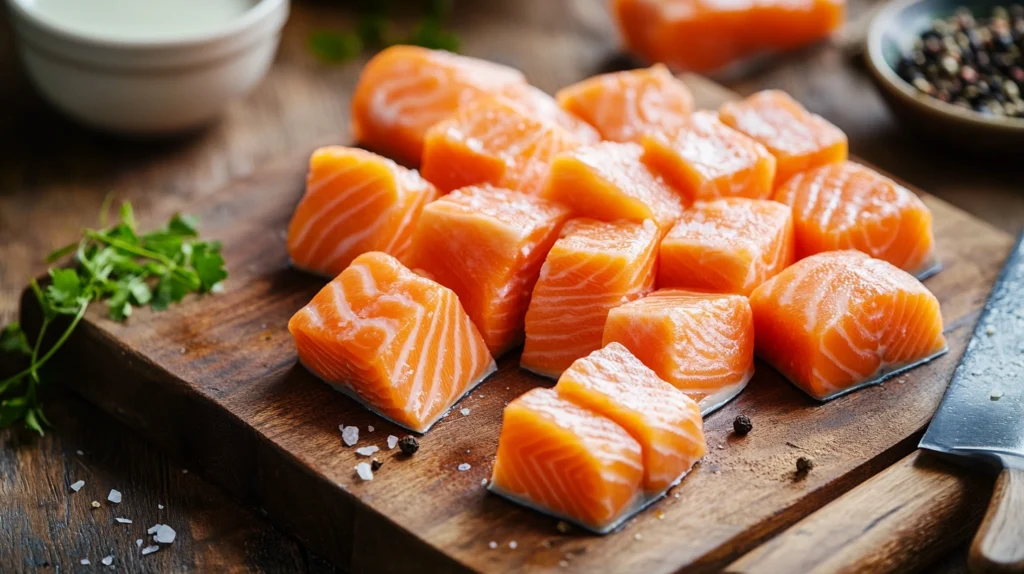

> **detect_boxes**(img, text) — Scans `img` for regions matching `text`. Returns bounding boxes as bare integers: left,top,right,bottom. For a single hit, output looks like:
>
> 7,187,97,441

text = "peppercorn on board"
20,75,1014,574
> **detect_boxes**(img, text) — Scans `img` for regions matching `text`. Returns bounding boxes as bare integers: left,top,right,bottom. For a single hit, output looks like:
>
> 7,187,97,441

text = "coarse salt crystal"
488,541,497,549
80,559,90,565
154,524,177,544
115,517,132,524
986,325,996,335
355,462,373,481
107,489,122,503
76,450,84,456
634,533,643,540
355,446,379,457
70,480,85,492
367,425,374,432
341,425,359,446
509,541,518,549
158,504,164,510
559,560,570,568
141,545,160,556
458,463,471,472
481,478,488,486
674,493,680,498
182,469,188,474
460,408,470,416
147,524,163,535
91,501,101,508
991,389,1004,400
101,555,114,566
136,539,143,548
387,435,399,449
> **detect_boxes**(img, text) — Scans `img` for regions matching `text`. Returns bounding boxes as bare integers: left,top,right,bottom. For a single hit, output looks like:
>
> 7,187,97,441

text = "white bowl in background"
5,0,290,135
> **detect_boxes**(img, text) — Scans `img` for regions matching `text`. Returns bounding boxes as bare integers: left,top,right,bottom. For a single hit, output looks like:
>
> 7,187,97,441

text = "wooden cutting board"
20,75,1014,574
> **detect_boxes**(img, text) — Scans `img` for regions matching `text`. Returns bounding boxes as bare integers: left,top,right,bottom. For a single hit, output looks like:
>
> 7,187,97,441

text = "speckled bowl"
866,0,1024,147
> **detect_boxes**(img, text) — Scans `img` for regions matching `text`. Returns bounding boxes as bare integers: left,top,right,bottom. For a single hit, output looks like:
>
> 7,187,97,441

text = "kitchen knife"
920,232,1024,573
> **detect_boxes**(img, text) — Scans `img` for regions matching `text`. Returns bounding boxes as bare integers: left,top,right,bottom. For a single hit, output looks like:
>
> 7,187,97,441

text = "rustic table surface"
1,1,1020,572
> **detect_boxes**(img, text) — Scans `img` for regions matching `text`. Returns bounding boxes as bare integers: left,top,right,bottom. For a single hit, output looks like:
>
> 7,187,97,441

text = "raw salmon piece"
543,141,686,232
603,290,755,413
421,95,584,194
489,388,644,533
749,250,947,400
351,45,527,166
773,161,938,278
408,185,571,356
555,64,694,143
718,90,848,187
287,147,439,278
641,111,776,204
520,219,660,379
288,252,496,432
658,198,795,295
612,0,844,73
506,84,602,143
554,343,706,494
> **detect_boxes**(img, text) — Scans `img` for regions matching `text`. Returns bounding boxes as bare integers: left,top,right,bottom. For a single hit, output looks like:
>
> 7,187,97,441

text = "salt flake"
70,480,85,492
460,408,470,416
147,524,163,535
107,489,122,504
341,425,359,446
355,446,379,457
480,478,488,486
509,541,518,549
355,462,374,481
154,524,177,544
488,541,497,549
387,435,399,449
158,504,164,510
141,545,160,556
76,450,84,456
80,559,90,565
101,555,114,566
115,517,133,524
367,425,374,432
991,389,1004,400
458,463,471,472
136,539,143,548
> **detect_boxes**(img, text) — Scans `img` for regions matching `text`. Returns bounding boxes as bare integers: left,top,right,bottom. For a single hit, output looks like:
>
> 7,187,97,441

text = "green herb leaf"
23,408,43,436
120,201,137,231
308,30,363,64
192,242,228,291
408,17,460,52
45,242,78,264
0,324,32,356
47,268,82,311
168,213,200,237
0,397,28,428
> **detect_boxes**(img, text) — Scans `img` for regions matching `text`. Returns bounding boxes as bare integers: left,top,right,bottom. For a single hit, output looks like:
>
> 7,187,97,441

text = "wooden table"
0,1,1019,572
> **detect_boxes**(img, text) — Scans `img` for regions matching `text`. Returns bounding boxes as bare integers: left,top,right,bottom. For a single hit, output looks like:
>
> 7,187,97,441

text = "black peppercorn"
796,456,814,474
732,415,753,436
398,435,419,456
371,458,383,471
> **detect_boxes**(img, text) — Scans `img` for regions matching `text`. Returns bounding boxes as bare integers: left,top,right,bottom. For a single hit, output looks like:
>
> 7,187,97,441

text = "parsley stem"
0,302,88,391
85,230,176,267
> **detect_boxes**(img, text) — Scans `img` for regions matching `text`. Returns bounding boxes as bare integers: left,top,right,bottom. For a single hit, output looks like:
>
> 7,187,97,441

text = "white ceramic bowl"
6,0,289,135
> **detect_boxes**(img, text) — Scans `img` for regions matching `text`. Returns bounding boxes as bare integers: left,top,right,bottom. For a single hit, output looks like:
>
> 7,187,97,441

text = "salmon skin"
641,111,776,204
408,185,571,356
603,290,755,414
773,161,940,279
288,252,496,433
351,45,527,166
749,250,948,401
555,64,694,143
520,218,660,379
658,198,795,295
543,141,686,232
287,147,438,278
490,345,706,533
718,90,848,187
612,0,845,73
421,94,586,195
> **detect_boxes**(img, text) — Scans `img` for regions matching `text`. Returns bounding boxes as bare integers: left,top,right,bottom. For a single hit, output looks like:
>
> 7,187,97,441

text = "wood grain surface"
969,468,1024,573
2,1,1023,572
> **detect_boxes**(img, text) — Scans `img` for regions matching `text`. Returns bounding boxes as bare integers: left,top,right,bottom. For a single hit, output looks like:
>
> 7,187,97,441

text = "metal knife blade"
920,232,1024,471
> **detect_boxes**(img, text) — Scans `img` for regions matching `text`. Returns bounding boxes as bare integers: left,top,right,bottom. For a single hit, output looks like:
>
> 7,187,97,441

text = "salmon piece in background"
719,90,848,187
554,343,706,494
351,45,527,166
642,111,776,204
287,147,438,278
611,0,844,73
489,388,644,534
543,141,686,232
408,185,571,356
555,64,694,143
603,290,754,413
749,250,947,401
773,161,939,278
288,252,496,433
658,197,795,295
521,218,659,379
421,95,584,194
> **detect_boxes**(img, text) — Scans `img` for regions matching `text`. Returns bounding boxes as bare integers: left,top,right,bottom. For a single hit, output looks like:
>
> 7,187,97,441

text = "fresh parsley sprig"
0,201,227,435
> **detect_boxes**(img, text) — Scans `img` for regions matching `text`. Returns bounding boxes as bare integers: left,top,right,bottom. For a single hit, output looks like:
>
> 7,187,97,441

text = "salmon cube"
421,95,584,194
287,147,439,278
505,84,602,143
408,185,571,356
750,251,947,400
521,218,659,379
489,388,644,533
351,46,527,166
288,252,496,433
641,111,776,203
773,161,938,278
543,141,686,231
554,343,706,493
603,290,755,413
718,90,848,187
555,64,694,143
659,198,795,295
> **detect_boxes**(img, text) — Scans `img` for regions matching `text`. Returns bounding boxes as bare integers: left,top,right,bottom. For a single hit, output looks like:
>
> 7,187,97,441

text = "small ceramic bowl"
6,0,289,135
866,0,1024,147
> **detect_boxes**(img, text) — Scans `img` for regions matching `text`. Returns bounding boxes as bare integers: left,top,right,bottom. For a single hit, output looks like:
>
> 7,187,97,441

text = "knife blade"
920,232,1024,470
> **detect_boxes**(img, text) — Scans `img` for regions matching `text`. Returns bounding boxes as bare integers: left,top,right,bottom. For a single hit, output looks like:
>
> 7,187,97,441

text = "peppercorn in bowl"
867,0,1024,147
